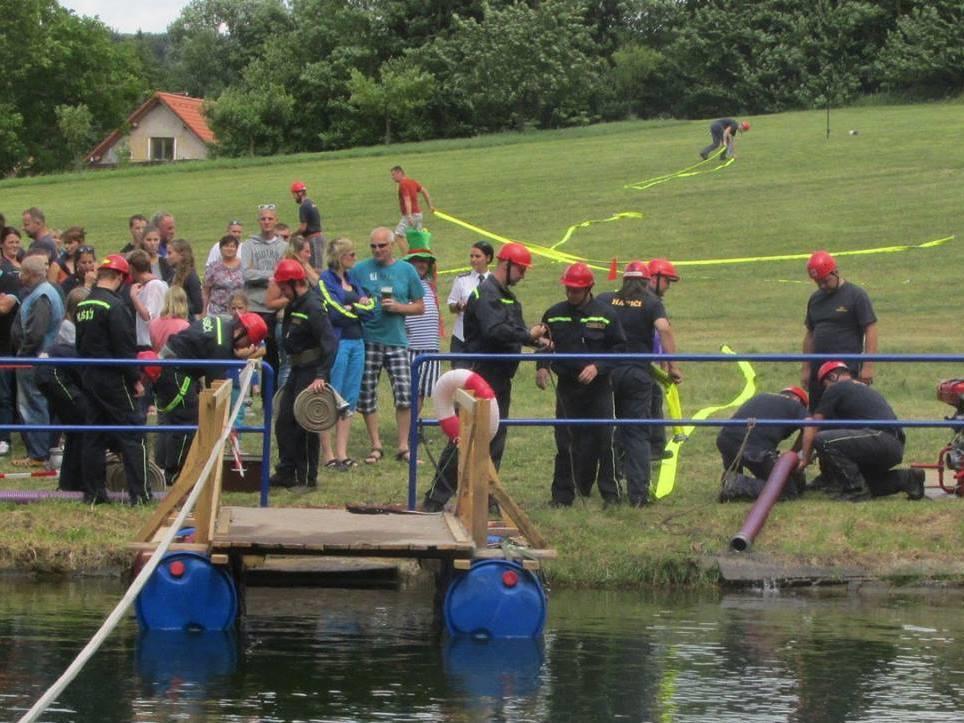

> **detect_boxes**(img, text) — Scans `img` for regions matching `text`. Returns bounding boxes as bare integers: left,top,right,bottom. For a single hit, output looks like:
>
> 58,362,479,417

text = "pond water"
1,577,963,722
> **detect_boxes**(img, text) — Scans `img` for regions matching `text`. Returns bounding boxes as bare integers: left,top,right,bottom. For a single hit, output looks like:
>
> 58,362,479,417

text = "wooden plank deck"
212,506,477,559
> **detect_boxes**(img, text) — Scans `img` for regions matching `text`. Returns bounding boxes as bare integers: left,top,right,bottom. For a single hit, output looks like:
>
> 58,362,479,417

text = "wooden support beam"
487,460,548,549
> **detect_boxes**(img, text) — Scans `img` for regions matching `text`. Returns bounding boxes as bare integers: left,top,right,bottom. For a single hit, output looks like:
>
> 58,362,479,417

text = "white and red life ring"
432,369,500,443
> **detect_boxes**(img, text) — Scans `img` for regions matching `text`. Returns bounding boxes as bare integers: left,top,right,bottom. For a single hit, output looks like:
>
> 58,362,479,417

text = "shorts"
394,213,424,238
408,349,441,398
358,342,411,414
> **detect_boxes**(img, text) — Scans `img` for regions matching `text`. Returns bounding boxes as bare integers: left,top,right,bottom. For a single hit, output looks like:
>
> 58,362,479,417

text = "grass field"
0,102,962,585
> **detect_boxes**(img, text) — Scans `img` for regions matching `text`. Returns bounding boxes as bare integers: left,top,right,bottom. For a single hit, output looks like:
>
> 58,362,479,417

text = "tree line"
3,0,962,176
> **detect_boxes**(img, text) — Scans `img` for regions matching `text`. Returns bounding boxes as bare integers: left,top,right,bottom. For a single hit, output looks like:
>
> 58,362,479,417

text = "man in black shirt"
537,262,626,507
717,386,809,501
76,255,147,505
798,361,924,500
291,180,325,272
597,260,678,506
801,250,878,409
422,243,548,511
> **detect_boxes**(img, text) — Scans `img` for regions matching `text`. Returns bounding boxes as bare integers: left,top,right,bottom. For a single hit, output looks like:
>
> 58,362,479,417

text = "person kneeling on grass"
717,386,809,502
797,361,924,501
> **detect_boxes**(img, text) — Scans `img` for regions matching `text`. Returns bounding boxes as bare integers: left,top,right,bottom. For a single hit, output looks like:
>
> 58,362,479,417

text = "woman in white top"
446,240,493,369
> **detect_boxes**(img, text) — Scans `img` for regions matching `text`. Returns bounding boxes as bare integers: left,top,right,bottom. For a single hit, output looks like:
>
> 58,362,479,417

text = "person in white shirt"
445,240,492,369
128,249,169,349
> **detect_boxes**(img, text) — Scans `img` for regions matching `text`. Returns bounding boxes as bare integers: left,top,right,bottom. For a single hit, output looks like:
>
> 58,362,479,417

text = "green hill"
1,103,962,584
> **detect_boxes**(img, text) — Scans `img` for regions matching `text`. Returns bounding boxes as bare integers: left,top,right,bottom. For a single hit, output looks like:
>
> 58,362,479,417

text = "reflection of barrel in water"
137,630,238,699
443,636,544,703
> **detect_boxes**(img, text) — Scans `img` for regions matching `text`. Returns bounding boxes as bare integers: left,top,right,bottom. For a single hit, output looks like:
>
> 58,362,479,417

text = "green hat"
403,229,434,262
404,248,435,262
405,229,432,249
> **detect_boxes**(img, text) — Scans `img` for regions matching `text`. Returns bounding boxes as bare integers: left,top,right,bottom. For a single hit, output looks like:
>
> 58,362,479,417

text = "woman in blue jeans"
319,237,374,470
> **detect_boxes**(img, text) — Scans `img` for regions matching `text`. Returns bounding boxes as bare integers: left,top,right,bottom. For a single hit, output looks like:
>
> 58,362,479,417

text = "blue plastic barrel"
443,559,547,638
136,551,238,631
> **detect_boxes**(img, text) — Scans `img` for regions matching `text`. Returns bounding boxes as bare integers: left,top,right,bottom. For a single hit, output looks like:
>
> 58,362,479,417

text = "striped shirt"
405,278,440,351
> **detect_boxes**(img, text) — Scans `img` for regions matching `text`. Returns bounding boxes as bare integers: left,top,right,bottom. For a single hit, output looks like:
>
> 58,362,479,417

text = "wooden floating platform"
212,506,476,559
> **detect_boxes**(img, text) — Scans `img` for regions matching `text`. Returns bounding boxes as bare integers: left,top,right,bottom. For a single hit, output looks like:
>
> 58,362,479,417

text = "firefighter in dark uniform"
716,386,809,502
537,262,626,507
156,311,269,484
801,250,878,410
798,361,924,500
270,259,338,488
422,243,549,511
75,254,148,505
596,260,679,506
647,258,683,462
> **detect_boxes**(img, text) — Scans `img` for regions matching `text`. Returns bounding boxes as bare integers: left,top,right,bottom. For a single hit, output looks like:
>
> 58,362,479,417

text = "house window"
149,137,175,161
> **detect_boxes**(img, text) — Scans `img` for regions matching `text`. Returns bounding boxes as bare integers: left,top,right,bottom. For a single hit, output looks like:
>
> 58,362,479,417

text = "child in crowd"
402,237,441,412
229,292,265,405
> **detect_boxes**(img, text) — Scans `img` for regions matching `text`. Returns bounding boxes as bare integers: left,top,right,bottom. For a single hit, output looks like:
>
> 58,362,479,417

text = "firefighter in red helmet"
717,386,810,502
154,307,268,486
647,258,683,464
797,361,924,501
290,180,325,272
596,260,678,506
537,262,627,507
269,258,338,488
423,242,549,512
75,254,149,505
802,250,878,409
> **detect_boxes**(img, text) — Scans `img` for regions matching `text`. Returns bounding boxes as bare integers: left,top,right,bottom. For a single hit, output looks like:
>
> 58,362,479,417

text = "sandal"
337,458,358,471
324,459,339,469
364,448,384,464
395,449,424,464
12,456,45,468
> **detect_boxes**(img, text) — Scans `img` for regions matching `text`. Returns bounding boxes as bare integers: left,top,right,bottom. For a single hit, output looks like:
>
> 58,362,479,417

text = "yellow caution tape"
653,344,757,499
552,212,644,250
625,153,733,191
675,236,954,267
434,210,954,275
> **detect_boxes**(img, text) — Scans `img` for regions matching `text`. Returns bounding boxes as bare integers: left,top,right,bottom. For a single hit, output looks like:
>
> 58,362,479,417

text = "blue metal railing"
0,357,275,507
407,352,964,510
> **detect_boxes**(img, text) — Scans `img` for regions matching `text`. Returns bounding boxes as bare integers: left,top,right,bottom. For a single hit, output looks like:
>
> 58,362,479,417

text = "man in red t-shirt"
390,165,434,254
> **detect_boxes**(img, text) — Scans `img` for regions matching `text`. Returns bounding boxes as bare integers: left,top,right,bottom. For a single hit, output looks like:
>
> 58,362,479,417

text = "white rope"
18,362,257,723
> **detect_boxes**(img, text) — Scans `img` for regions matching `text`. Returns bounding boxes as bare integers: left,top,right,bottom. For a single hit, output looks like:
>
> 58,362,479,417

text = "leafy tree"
609,43,665,117
425,1,606,132
205,81,295,156
55,104,94,170
167,0,293,97
0,0,148,174
662,0,886,117
347,58,435,145
876,1,964,95
0,105,27,175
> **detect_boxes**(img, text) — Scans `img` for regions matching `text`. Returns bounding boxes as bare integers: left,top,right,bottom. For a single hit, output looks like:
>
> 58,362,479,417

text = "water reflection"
1,580,963,721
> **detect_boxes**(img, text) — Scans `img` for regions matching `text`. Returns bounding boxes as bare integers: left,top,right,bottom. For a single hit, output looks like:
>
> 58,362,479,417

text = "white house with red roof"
86,91,216,167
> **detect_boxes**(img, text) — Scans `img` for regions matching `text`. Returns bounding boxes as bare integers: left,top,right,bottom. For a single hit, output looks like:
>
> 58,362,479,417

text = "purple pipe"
0,489,166,505
730,451,799,552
